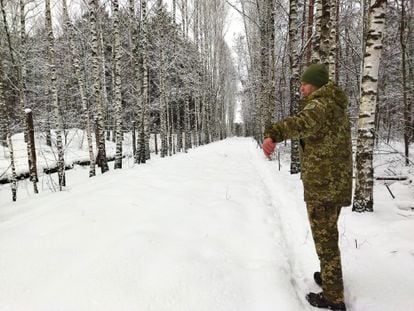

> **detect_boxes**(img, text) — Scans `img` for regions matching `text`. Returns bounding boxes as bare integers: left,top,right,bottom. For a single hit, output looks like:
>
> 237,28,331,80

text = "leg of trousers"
307,203,344,304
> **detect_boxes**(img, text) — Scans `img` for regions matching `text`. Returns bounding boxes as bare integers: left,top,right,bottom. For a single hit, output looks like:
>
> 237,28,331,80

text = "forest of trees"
0,0,413,211
0,0,237,197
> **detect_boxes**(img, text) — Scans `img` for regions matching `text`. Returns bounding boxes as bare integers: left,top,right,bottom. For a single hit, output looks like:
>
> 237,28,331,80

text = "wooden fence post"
154,133,158,155
132,121,136,159
25,109,38,193
94,117,102,168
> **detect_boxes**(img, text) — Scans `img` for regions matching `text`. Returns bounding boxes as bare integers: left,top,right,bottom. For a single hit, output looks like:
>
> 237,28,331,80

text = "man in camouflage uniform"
263,64,352,310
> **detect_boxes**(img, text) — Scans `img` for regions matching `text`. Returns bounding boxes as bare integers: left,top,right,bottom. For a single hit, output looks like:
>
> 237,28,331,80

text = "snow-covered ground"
0,129,137,182
0,137,413,310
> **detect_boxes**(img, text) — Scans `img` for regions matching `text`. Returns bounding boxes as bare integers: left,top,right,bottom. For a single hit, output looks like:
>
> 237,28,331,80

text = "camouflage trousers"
307,202,344,304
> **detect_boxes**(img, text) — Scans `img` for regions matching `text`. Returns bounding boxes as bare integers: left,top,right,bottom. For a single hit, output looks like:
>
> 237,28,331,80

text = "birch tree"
400,0,412,165
62,0,96,177
18,0,38,192
128,0,143,163
112,0,123,169
0,61,17,201
258,0,275,130
328,0,339,81
353,0,387,213
157,0,168,157
45,0,66,189
312,0,331,65
90,0,109,173
289,0,301,174
136,0,150,164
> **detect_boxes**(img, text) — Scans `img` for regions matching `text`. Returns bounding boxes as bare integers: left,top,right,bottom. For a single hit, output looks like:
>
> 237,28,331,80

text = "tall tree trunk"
2,0,27,136
157,1,168,158
19,0,27,114
353,0,387,213
62,0,96,177
312,0,330,65
289,0,301,174
306,0,315,65
184,94,191,152
129,0,143,163
90,0,109,173
137,0,150,163
328,0,338,81
45,0,66,189
258,0,272,135
0,61,17,201
113,0,123,169
20,0,38,191
98,14,111,142
401,0,411,166
194,0,201,147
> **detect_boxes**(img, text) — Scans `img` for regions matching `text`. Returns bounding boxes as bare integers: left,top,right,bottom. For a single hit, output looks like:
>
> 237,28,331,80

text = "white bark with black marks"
0,62,17,201
45,0,66,189
112,0,123,169
90,0,109,173
289,0,301,174
353,0,387,213
62,0,96,177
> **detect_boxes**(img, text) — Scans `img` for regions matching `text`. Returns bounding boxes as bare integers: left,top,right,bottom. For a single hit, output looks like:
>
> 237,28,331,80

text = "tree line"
0,0,237,200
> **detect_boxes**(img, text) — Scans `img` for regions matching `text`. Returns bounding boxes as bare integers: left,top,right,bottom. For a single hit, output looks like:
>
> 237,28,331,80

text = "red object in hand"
262,137,276,159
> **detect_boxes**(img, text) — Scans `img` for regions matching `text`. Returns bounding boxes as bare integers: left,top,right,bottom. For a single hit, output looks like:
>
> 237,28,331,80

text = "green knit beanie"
301,64,329,87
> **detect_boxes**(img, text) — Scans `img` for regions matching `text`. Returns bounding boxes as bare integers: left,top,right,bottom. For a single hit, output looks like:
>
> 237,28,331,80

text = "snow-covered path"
0,138,308,311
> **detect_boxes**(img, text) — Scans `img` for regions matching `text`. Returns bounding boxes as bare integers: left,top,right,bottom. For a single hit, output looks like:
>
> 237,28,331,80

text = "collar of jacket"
306,80,335,101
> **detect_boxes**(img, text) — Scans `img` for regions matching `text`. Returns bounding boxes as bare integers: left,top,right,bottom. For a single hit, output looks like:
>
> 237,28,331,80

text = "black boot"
306,292,346,310
314,271,323,287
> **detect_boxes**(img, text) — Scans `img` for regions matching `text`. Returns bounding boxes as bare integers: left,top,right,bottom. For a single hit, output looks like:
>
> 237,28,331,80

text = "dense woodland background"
0,0,413,211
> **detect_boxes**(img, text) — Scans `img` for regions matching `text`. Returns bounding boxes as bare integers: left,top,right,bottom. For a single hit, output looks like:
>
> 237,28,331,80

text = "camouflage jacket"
265,81,353,206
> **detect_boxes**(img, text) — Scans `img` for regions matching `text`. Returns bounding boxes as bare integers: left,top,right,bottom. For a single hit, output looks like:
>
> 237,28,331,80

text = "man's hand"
262,137,276,159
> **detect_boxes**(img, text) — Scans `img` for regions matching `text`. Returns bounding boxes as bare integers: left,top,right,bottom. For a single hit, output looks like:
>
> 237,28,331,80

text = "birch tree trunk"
62,0,96,177
1,0,25,131
306,0,314,65
260,0,275,129
98,15,111,142
289,0,301,174
45,0,66,189
90,0,109,173
129,0,143,163
19,0,27,115
194,0,201,147
0,61,17,201
353,0,387,213
157,1,168,158
20,0,38,192
137,0,149,163
328,0,338,81
312,0,330,65
401,0,411,166
112,0,123,169
184,94,191,152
